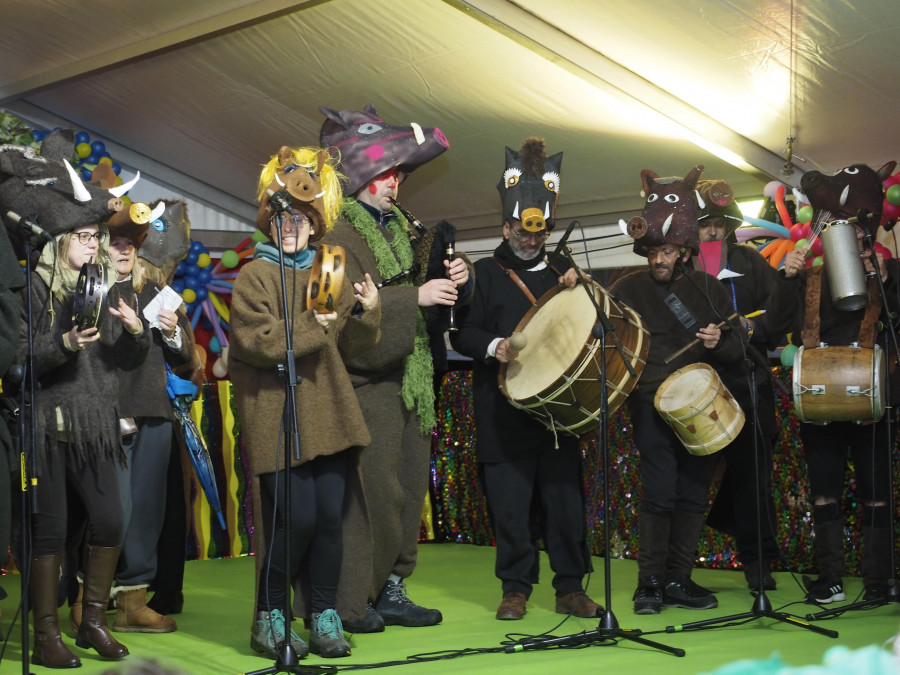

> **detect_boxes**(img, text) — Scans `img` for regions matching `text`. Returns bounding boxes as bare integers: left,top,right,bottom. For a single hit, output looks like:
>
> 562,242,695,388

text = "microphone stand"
663,259,837,639
245,211,328,675
15,234,39,675
506,246,684,658
806,235,900,619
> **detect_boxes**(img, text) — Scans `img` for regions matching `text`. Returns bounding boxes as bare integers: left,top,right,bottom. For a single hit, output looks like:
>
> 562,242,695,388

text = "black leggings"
31,443,124,556
256,452,349,614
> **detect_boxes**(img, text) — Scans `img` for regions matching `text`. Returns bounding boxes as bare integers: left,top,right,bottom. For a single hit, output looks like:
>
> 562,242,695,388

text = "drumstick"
509,332,527,351
664,312,739,364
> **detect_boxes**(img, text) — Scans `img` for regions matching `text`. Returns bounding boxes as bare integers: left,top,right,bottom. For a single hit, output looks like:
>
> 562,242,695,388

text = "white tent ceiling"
3,0,899,267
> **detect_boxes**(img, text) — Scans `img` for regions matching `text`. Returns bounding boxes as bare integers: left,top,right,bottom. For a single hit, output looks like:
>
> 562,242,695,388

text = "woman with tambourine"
19,219,149,668
230,146,381,660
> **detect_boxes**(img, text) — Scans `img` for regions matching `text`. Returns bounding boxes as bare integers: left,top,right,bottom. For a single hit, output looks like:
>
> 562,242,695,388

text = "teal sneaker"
310,609,351,658
250,609,308,659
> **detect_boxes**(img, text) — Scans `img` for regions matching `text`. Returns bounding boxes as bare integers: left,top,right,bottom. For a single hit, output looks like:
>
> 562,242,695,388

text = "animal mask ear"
877,161,898,182
640,169,659,197
684,165,705,190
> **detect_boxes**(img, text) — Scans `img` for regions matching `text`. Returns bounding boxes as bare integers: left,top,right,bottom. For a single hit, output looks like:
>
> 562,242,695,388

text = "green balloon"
780,344,799,368
251,230,269,244
812,256,824,266
886,183,900,206
221,249,239,269
797,204,814,223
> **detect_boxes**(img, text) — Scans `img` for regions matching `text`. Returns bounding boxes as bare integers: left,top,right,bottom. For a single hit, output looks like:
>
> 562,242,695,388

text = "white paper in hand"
143,286,184,328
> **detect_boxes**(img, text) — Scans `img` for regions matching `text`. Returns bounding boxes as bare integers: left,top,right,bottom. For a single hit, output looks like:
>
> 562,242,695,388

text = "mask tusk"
109,171,140,198
63,160,92,203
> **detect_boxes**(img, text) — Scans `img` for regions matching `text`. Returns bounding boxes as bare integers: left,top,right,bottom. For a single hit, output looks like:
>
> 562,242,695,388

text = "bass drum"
499,283,648,436
793,344,885,423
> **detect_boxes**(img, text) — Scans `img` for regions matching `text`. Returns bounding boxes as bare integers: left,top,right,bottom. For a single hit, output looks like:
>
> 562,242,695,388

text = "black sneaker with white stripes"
803,576,845,604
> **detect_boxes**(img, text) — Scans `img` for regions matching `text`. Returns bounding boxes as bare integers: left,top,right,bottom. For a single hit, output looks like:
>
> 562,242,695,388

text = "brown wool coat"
229,257,380,622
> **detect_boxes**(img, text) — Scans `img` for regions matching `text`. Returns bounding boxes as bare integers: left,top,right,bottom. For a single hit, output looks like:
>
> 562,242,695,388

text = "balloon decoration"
736,181,820,269
171,232,265,379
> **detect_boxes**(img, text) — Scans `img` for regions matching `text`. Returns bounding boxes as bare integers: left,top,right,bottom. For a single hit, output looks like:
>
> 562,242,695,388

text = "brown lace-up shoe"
496,591,527,620
555,590,603,618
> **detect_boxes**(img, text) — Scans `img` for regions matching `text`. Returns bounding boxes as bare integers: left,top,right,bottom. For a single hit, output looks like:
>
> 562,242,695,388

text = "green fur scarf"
341,198,435,433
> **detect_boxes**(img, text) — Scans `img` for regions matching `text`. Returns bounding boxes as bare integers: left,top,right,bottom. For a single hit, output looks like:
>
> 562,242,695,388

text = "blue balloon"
112,162,122,175
195,286,209,301
184,276,200,291
80,167,93,182
198,268,212,283
75,131,90,145
175,261,189,277
171,279,185,293
32,129,47,142
90,140,106,155
201,317,212,331
190,240,204,253
185,251,199,265
86,152,100,165
209,336,221,354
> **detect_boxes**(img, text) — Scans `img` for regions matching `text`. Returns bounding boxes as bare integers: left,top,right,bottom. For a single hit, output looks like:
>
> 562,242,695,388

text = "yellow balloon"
121,196,132,207
197,252,212,268
99,156,113,167
182,288,197,304
209,291,230,323
76,142,91,158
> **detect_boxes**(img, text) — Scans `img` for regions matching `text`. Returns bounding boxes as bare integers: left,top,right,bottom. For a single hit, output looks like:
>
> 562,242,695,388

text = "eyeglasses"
72,231,105,245
511,228,549,242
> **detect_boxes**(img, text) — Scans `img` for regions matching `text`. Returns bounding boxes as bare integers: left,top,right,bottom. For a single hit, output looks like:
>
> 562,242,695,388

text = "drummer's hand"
862,248,888,282
66,325,100,351
353,273,379,311
418,278,458,307
559,267,585,288
783,247,806,278
494,337,520,363
697,323,721,349
445,257,469,287
314,311,338,329
157,308,179,339
109,297,143,334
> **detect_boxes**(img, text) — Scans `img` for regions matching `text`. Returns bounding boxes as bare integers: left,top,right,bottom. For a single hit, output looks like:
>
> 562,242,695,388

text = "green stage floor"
1,542,898,674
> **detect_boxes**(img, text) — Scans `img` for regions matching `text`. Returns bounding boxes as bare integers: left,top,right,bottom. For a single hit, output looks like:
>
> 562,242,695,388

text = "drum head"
656,364,715,414
503,285,605,400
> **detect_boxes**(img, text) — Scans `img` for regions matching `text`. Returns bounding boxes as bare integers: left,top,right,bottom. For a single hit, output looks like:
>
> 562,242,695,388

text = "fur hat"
318,104,449,197
626,165,704,257
697,179,743,240
0,129,138,241
497,137,562,232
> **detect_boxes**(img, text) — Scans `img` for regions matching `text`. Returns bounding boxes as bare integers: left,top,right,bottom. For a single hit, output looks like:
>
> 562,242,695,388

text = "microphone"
554,220,579,256
266,189,295,216
6,211,53,242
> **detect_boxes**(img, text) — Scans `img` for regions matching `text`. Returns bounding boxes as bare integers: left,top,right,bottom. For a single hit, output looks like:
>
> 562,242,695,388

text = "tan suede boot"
114,587,177,633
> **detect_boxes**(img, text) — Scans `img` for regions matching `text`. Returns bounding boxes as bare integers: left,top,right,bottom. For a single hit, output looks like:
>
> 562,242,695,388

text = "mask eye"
842,167,860,175
542,171,560,193
151,219,166,232
503,168,521,188
357,123,383,135
664,194,680,204
283,164,298,174
647,193,658,203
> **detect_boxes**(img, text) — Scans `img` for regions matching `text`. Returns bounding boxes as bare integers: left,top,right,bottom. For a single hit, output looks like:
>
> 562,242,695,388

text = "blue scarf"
252,241,316,269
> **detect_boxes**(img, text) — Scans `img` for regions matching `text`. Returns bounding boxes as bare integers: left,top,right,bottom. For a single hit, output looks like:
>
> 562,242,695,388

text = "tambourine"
306,245,346,313
71,262,108,330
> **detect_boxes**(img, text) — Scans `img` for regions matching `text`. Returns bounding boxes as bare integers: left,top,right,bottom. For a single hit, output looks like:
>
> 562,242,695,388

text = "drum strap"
801,266,824,348
661,291,699,333
493,258,538,305
803,266,881,348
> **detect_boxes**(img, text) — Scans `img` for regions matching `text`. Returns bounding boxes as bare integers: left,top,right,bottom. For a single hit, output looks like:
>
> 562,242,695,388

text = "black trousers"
481,442,592,598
